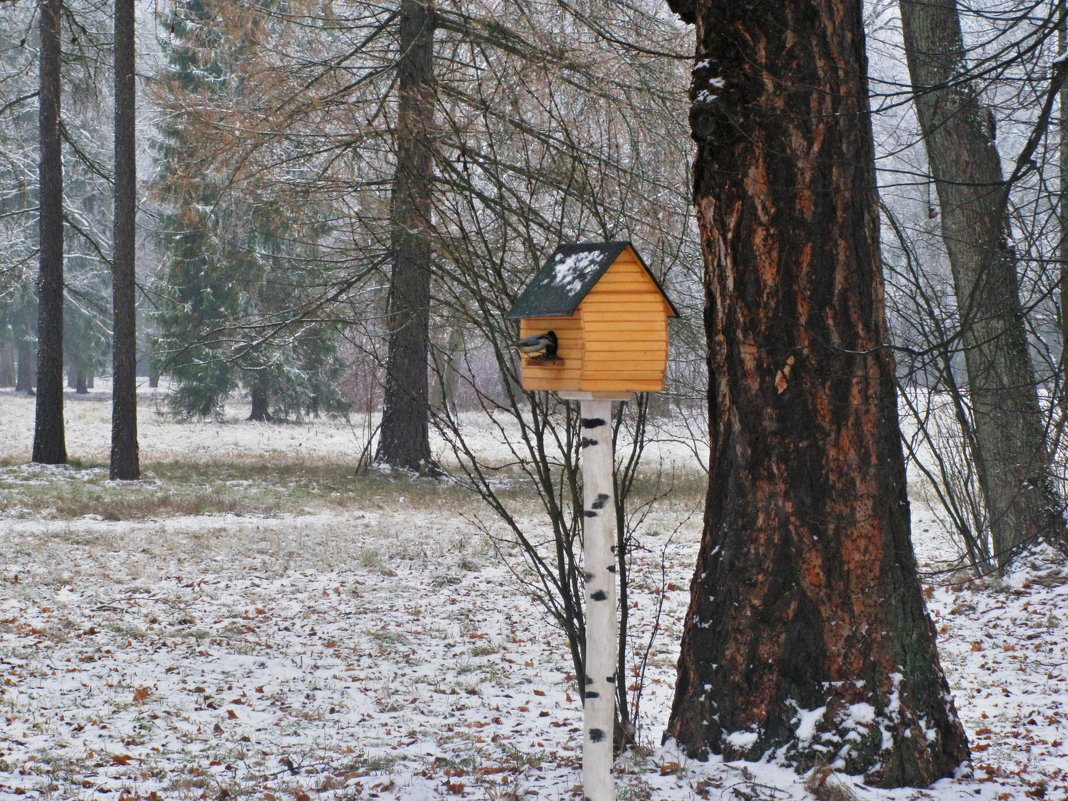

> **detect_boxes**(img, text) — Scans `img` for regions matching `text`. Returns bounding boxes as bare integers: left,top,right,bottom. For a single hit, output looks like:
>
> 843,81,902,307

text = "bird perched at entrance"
516,330,558,360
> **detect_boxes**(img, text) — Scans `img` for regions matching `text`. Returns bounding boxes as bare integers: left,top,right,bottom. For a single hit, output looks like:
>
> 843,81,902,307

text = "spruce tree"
151,0,345,421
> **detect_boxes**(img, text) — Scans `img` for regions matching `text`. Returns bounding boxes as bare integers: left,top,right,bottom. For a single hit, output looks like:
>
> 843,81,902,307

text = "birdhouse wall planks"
506,242,678,393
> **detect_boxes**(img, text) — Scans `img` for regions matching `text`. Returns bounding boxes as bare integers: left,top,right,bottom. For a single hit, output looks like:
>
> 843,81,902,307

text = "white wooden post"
576,397,618,801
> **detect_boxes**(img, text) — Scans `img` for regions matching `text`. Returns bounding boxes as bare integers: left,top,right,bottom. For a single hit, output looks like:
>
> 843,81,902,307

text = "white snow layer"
0,387,1065,800
549,250,603,295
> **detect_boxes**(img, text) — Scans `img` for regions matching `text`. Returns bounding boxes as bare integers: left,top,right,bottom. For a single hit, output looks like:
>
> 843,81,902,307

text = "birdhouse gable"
506,241,676,319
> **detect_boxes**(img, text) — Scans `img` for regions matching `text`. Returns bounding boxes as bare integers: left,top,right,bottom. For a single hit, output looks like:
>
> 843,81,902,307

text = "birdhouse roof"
505,241,679,319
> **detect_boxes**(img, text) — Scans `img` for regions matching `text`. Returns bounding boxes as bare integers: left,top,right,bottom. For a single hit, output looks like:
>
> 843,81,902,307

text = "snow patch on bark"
724,729,759,749
793,704,828,746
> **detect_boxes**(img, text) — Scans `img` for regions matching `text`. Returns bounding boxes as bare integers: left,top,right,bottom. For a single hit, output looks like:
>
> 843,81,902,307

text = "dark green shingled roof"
505,241,679,319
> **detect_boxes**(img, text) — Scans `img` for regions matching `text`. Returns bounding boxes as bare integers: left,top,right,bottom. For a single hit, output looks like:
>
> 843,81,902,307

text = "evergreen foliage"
150,0,347,421
0,5,41,390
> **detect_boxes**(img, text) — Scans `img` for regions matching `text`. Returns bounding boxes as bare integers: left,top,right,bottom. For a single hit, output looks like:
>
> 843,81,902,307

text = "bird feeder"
505,242,678,394
506,242,677,801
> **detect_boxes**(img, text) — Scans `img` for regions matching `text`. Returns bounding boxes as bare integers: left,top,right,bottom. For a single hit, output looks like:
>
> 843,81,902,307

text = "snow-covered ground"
0,386,1065,800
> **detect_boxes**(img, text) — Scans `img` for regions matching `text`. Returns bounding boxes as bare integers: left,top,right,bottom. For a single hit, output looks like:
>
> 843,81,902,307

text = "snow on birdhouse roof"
505,241,678,319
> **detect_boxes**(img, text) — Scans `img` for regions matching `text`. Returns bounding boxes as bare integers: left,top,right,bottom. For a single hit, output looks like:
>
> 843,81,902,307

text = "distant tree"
0,291,36,395
63,284,108,393
150,0,346,421
0,3,38,395
32,0,66,464
111,0,139,479
0,333,14,387
664,0,969,786
898,0,1066,568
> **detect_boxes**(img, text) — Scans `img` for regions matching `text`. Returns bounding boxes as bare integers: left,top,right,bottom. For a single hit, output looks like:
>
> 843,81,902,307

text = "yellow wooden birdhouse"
506,242,678,393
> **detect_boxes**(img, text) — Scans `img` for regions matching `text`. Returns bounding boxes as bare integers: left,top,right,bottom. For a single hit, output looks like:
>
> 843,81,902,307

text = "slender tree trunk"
0,338,14,387
442,326,463,414
431,324,464,417
32,0,66,465
900,0,1064,567
665,0,969,786
16,340,35,393
110,0,140,479
1060,2,1068,403
578,400,617,801
374,0,439,475
75,368,88,394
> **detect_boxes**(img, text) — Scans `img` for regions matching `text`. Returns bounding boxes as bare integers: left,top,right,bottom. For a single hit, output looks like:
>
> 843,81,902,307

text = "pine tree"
150,0,346,421
0,7,39,393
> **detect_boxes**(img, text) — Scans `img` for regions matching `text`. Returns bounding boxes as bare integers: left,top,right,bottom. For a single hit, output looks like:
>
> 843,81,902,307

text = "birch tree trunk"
665,0,970,786
578,400,618,801
899,0,1064,567
110,0,140,480
32,0,66,465
375,0,439,475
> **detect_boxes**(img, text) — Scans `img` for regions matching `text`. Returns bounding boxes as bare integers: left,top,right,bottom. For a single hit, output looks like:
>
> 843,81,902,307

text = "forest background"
2,0,1068,799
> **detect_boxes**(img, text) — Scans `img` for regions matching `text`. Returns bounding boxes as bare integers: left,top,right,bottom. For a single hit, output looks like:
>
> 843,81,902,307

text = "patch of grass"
0,458,481,522
617,777,654,801
496,743,546,771
368,629,411,648
340,752,400,773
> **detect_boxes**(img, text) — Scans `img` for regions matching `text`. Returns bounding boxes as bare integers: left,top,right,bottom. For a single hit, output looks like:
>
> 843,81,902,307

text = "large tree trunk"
32,0,66,465
899,0,1064,568
375,0,439,475
110,0,140,480
665,0,969,787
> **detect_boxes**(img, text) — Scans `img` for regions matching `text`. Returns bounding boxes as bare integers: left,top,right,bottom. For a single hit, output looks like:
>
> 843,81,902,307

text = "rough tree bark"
32,0,66,465
374,0,440,475
110,0,140,480
665,0,970,787
899,0,1064,567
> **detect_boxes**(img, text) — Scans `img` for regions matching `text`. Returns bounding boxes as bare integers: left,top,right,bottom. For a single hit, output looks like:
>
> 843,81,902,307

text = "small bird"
516,330,558,360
